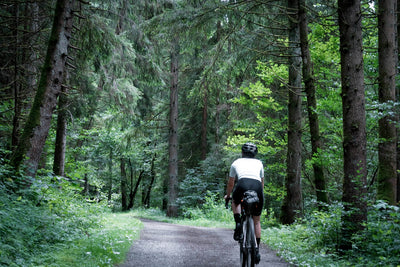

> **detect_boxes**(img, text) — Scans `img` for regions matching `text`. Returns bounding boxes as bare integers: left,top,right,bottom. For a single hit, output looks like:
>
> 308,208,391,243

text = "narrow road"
119,219,290,267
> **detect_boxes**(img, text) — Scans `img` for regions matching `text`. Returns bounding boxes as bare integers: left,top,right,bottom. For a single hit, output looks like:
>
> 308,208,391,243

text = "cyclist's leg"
232,200,241,214
251,179,263,242
253,215,261,239
252,180,263,265
232,182,244,241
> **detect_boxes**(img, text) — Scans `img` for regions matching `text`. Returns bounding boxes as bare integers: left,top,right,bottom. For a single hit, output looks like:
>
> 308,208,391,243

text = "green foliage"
178,146,230,212
198,191,231,222
0,175,99,265
263,201,400,267
34,213,142,267
0,168,142,267
351,201,400,266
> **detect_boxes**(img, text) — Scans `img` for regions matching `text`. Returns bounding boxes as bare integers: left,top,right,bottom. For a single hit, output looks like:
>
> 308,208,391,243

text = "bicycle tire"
240,218,247,267
247,216,256,267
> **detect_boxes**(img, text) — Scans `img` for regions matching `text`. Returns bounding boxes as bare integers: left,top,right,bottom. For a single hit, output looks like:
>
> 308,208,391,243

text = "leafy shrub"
202,191,231,222
0,173,107,266
182,191,231,222
303,201,343,252
351,201,400,266
32,213,142,266
260,208,281,228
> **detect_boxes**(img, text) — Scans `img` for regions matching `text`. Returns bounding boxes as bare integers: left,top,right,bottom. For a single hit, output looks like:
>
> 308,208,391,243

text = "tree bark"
130,169,144,208
377,0,397,205
120,158,128,211
338,0,368,251
11,3,21,151
144,153,157,208
53,77,68,176
281,0,303,225
167,36,179,217
10,0,75,178
201,84,208,160
397,0,400,204
115,0,128,35
127,158,134,209
298,0,328,207
107,147,113,202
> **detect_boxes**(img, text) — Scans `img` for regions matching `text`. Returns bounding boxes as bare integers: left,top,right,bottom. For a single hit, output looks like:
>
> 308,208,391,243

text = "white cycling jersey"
229,158,264,182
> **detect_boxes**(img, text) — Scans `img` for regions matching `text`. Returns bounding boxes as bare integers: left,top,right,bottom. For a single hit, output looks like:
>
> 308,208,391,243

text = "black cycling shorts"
232,178,264,216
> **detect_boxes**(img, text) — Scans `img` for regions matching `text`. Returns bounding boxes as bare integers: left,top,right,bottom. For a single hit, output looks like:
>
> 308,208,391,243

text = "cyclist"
224,142,264,264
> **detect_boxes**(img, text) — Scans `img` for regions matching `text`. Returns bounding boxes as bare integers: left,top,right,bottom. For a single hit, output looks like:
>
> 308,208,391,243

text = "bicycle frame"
240,207,257,267
239,191,258,267
225,190,259,267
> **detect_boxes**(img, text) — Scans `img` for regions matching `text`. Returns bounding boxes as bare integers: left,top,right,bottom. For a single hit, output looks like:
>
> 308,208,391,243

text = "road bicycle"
226,190,260,267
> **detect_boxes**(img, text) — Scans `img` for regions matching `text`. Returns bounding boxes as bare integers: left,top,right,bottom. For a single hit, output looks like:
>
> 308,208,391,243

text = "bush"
202,191,232,222
303,201,342,253
0,174,107,266
351,201,400,266
182,191,231,222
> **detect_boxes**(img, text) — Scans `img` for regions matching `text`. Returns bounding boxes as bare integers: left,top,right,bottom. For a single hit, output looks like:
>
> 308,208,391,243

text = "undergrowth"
2,172,399,267
0,174,142,267
131,191,232,228
263,201,400,267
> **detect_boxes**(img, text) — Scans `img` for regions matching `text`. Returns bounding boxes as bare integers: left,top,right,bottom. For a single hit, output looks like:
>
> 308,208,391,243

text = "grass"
262,225,348,267
30,212,143,267
29,207,232,267
4,181,397,267
130,207,233,228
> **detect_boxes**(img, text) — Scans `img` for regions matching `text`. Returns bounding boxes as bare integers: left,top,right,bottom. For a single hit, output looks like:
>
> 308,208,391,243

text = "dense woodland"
1,0,400,266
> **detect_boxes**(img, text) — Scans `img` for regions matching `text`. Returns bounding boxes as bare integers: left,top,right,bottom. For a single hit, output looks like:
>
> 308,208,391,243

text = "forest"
1,0,399,266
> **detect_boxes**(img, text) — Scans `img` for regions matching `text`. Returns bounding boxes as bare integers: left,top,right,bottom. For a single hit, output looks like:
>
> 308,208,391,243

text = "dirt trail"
119,219,291,267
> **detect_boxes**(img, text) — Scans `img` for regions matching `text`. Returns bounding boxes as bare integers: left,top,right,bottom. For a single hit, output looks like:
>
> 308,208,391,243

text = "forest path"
118,218,291,267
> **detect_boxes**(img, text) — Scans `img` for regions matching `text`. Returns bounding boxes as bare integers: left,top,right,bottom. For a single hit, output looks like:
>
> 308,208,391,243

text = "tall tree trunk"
298,0,328,207
377,0,397,205
130,170,144,208
115,0,128,35
26,1,39,102
11,3,21,151
144,153,157,208
127,159,134,209
107,147,113,202
281,0,303,225
53,75,68,176
120,158,128,211
167,36,179,217
201,84,208,160
10,0,75,178
397,0,400,204
338,0,368,251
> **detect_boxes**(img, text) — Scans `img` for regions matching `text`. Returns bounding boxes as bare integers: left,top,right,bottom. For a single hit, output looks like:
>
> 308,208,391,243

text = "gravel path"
119,219,291,267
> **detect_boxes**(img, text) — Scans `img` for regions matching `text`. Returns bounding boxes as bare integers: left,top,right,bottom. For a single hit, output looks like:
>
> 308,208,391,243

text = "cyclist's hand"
224,195,231,209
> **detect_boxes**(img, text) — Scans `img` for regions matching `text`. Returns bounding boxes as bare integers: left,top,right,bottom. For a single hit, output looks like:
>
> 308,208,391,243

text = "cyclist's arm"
225,176,235,199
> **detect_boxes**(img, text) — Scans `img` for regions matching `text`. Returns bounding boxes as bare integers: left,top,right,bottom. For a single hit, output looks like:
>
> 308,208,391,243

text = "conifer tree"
10,0,75,179
377,0,397,205
338,0,368,250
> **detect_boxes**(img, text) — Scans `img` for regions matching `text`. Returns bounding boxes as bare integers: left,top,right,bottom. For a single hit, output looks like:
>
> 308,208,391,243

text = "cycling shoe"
233,223,242,241
255,247,261,264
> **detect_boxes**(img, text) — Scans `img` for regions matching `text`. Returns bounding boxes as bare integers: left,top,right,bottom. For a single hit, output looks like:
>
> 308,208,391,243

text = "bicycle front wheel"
240,220,247,267
247,216,256,267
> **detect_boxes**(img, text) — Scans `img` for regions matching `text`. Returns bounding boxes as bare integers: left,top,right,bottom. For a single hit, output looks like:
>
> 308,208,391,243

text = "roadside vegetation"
0,174,142,267
2,172,399,267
